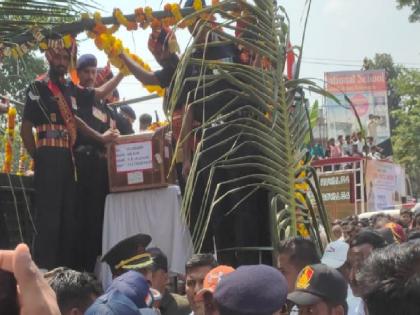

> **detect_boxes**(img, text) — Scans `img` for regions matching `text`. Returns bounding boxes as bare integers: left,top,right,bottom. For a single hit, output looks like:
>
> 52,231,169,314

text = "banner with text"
324,70,390,145
365,160,406,211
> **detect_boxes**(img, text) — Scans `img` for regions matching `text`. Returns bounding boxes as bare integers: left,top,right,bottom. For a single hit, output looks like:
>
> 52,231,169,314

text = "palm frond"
0,0,98,42
169,0,331,254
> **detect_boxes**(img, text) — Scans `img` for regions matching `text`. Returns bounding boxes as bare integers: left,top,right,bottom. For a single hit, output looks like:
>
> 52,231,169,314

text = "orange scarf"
47,80,77,147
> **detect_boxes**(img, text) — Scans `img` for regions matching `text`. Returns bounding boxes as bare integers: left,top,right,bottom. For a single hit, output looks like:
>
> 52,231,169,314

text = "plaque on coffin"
107,127,175,192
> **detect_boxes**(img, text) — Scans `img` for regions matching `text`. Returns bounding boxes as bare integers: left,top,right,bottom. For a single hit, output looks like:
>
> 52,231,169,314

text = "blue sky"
77,0,420,131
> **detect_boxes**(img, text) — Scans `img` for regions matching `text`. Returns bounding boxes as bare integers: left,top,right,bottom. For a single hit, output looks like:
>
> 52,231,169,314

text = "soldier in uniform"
74,54,123,272
20,38,122,270
101,233,154,282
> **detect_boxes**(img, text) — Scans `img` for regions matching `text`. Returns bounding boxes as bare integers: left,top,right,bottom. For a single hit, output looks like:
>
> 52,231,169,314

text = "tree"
0,54,47,103
396,0,420,22
391,68,420,195
363,53,403,132
0,0,95,44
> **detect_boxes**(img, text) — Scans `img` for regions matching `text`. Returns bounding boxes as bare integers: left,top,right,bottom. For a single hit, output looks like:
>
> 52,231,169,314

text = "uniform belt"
75,145,106,159
35,124,70,149
37,130,69,140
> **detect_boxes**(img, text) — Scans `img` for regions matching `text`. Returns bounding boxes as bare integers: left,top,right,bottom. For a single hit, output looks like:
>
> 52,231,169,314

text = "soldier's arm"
119,52,160,86
20,120,36,159
75,116,119,144
94,72,124,101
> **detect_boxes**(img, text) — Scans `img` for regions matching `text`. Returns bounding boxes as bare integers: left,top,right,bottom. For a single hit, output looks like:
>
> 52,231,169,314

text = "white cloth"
99,185,193,289
347,286,365,315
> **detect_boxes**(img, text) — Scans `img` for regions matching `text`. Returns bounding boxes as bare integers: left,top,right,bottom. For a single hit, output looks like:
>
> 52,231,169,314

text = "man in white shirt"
321,240,365,315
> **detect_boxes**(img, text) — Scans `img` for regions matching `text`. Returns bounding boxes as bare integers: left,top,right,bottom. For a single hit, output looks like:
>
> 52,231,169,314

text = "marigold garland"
114,8,138,31
89,19,165,96
2,106,16,173
147,120,169,132
1,1,232,61
295,160,311,237
17,144,28,176
193,0,203,11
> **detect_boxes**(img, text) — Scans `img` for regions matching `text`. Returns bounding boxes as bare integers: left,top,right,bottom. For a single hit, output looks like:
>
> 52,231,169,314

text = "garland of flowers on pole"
85,0,217,96
16,144,29,176
2,106,17,173
295,160,311,238
86,11,165,97
0,0,225,60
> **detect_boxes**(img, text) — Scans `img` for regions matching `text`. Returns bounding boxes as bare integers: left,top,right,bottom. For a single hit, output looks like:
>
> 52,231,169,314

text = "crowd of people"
310,132,385,161
1,208,420,315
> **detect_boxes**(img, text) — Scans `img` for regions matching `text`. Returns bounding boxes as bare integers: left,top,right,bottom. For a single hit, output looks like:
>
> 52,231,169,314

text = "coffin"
107,128,175,192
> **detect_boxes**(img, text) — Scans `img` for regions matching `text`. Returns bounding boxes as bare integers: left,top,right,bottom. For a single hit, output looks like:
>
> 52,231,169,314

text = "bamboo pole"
8,3,237,46
107,94,161,107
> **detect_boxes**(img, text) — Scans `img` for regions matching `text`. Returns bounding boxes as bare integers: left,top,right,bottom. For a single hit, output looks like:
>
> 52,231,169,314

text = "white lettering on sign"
116,141,153,173
322,191,351,202
320,175,350,187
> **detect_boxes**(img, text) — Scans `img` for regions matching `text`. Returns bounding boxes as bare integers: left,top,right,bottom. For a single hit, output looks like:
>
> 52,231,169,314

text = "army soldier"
74,54,123,272
102,233,154,282
20,38,122,270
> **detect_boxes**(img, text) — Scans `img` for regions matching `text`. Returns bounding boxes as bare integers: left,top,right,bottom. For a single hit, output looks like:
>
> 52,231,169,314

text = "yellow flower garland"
193,0,203,11
17,144,28,176
2,106,16,173
114,8,137,31
294,160,311,237
90,21,165,96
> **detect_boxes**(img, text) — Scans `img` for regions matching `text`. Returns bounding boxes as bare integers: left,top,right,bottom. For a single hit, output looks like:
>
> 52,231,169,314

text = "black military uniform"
101,233,154,278
154,17,270,265
23,71,95,270
74,64,120,272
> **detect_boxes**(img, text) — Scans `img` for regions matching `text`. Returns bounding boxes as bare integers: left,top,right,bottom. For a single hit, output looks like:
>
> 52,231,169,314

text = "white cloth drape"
99,185,193,289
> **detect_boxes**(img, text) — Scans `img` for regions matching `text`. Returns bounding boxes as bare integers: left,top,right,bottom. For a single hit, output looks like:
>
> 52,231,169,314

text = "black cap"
288,264,347,306
350,229,386,249
77,54,97,70
101,234,153,276
214,265,288,314
120,105,137,120
146,247,168,272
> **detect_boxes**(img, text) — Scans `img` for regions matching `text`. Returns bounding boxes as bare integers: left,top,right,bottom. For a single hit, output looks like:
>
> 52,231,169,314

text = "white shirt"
347,286,365,315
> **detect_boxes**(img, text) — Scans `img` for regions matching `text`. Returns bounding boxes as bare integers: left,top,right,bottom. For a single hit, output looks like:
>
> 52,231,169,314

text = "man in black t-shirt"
119,1,268,264
20,44,122,270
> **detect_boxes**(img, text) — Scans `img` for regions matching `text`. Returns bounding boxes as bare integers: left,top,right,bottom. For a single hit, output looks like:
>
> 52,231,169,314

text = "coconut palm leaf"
168,0,331,253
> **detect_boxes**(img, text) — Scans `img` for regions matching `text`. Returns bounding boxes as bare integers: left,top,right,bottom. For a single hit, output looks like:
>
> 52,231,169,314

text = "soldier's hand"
0,244,61,315
101,128,120,144
182,158,192,179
